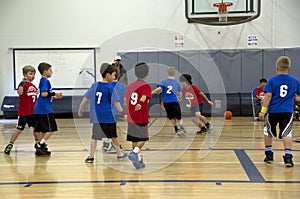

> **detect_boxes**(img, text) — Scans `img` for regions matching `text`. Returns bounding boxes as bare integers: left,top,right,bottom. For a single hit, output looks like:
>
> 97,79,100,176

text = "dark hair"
179,74,192,85
259,78,267,83
135,62,149,79
37,62,52,75
100,63,116,78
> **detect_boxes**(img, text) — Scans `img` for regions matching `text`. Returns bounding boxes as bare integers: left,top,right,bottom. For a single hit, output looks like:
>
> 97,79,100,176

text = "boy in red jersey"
125,62,152,169
4,65,39,155
179,74,213,134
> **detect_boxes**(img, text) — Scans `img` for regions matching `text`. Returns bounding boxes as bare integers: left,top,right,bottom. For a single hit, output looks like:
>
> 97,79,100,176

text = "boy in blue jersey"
78,63,127,163
34,62,63,156
152,66,185,137
259,56,300,167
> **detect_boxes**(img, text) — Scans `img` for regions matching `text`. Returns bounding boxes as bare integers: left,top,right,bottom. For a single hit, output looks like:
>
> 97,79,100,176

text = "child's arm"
178,91,182,101
199,92,214,106
259,92,272,120
114,101,126,116
152,87,162,95
17,77,28,95
78,97,89,116
41,91,62,98
134,95,148,111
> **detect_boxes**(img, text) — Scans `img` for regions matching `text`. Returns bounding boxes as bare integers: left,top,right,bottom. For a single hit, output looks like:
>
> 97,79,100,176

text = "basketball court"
1,0,300,198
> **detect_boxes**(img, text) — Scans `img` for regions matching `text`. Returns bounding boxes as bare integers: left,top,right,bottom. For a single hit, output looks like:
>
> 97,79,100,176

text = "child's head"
135,62,149,79
276,56,291,73
179,74,192,88
259,78,267,88
22,65,36,81
100,63,116,82
38,62,52,78
167,66,176,77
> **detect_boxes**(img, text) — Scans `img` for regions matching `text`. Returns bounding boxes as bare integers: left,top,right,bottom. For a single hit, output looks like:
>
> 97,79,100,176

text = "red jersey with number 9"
124,80,152,124
182,84,203,107
18,82,38,116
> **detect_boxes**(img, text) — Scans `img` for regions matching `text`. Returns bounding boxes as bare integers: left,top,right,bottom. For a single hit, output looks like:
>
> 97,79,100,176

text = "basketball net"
213,2,233,22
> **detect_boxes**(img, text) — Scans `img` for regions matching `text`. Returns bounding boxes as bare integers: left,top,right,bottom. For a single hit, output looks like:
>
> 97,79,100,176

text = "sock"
174,125,179,132
9,142,14,145
205,123,210,127
40,139,46,145
284,148,292,158
180,123,184,129
133,146,140,154
265,145,272,155
137,153,142,161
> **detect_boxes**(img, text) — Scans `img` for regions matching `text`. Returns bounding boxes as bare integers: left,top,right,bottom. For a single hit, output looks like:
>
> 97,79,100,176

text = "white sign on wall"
247,35,258,47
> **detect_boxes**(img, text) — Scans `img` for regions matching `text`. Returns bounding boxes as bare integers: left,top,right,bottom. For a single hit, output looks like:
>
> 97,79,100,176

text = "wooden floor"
0,117,300,199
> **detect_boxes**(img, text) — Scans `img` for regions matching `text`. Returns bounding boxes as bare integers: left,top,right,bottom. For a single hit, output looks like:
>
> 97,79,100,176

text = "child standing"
34,62,62,155
78,63,127,163
152,66,185,136
4,65,39,155
179,74,213,134
125,62,152,169
259,56,300,167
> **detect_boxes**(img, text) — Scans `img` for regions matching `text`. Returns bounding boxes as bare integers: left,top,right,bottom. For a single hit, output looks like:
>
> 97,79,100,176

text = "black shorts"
190,104,203,116
163,102,181,120
92,123,117,140
34,113,58,133
127,123,149,142
264,113,293,138
16,115,35,130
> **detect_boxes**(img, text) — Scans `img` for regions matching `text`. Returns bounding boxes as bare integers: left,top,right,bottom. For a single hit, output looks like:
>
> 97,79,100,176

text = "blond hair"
22,65,36,75
167,66,176,77
276,56,291,70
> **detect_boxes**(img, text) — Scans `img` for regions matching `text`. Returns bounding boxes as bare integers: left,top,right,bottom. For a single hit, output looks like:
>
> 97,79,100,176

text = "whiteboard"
13,48,96,90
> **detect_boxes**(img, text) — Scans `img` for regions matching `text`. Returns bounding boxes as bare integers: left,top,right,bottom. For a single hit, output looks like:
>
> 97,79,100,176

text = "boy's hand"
208,100,214,106
55,92,63,99
78,107,84,117
135,104,142,111
259,112,265,120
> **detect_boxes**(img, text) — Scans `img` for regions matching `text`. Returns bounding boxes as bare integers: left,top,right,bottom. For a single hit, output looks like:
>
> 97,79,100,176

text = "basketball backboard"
185,0,261,25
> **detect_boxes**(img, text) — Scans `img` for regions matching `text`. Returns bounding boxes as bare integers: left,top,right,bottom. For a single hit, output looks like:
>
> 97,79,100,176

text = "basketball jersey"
84,82,118,123
157,78,182,103
182,84,203,107
34,78,53,114
264,74,300,113
18,82,38,116
125,80,152,124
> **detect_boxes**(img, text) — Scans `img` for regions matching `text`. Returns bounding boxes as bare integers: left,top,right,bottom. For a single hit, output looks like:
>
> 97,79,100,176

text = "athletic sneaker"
128,152,144,169
283,155,294,167
117,153,127,160
105,145,117,153
102,140,111,151
4,144,13,155
197,127,207,134
205,123,213,130
35,150,51,156
176,129,187,137
36,143,51,156
180,127,187,134
264,152,273,163
85,156,94,163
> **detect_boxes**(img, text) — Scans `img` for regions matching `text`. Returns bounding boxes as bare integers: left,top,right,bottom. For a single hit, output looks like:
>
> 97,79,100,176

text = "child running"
125,62,152,169
78,63,127,163
152,66,186,136
179,74,213,134
4,65,39,155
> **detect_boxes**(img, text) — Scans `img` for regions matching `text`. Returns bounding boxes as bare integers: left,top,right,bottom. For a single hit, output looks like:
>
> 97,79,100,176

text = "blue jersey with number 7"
264,74,300,113
84,82,119,123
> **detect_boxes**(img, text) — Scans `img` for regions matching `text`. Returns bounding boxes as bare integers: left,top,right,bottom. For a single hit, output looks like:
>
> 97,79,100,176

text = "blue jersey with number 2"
158,78,182,103
84,82,119,123
264,74,300,113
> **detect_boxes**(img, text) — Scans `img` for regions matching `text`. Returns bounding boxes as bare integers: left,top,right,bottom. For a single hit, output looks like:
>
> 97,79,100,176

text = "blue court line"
234,149,265,182
1,148,300,154
1,179,300,186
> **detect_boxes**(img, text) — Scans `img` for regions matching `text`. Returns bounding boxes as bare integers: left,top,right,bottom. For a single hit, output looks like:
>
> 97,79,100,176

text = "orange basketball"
224,111,232,119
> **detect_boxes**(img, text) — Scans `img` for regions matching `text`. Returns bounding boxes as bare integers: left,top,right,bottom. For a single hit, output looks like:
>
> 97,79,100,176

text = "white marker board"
13,48,96,90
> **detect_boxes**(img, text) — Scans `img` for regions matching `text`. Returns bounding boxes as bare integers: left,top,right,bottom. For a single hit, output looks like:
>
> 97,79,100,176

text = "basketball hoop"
213,2,233,22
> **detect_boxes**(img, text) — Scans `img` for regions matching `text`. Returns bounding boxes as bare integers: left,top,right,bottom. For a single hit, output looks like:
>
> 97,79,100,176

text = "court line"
0,179,300,186
234,149,265,182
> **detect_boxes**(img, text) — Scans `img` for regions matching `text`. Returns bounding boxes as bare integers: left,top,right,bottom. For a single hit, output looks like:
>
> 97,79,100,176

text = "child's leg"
9,129,23,144
170,118,179,132
39,132,52,144
111,137,124,156
89,139,97,158
132,141,145,161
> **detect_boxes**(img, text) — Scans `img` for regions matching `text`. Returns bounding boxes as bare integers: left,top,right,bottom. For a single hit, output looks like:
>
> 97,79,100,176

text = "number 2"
166,86,173,94
280,85,288,97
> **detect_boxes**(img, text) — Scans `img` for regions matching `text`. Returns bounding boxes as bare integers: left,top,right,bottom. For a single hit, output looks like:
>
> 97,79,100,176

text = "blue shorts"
190,104,203,117
16,115,35,130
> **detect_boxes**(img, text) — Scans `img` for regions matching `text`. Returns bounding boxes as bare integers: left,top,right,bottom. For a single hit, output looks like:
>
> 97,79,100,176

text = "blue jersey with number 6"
157,78,182,103
264,74,300,113
84,82,119,123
